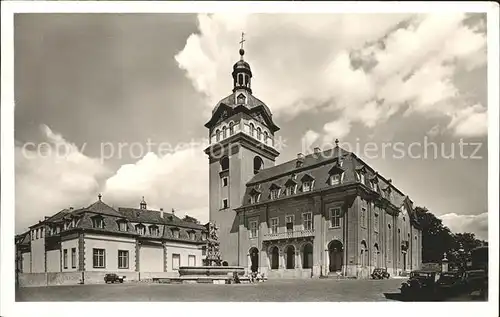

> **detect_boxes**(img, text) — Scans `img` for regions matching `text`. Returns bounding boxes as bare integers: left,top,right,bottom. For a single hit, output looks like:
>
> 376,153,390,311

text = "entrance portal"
285,245,295,269
328,240,343,272
249,247,259,272
270,246,279,270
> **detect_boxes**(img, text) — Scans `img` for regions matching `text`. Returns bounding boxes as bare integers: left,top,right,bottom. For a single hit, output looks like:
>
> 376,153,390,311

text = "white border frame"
1,2,498,317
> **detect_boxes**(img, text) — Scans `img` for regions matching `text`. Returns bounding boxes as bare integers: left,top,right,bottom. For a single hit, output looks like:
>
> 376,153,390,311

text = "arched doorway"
328,240,343,272
302,243,313,269
285,245,295,269
360,240,368,267
373,243,380,268
270,246,279,270
249,247,259,272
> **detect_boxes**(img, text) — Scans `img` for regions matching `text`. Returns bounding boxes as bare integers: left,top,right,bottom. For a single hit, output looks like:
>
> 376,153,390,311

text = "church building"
204,43,423,279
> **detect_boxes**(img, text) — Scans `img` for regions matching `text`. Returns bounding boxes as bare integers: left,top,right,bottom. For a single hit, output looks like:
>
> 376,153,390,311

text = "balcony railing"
263,230,315,241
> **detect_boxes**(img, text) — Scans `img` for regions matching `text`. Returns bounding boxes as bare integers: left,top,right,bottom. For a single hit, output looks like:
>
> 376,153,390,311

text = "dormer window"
329,174,341,186
358,172,365,184
355,166,367,185
270,188,280,200
237,93,246,104
301,174,315,193
285,185,296,196
118,220,128,232
149,225,160,236
188,231,196,241
171,228,180,239
328,162,345,186
91,216,104,229
249,188,261,204
136,224,145,235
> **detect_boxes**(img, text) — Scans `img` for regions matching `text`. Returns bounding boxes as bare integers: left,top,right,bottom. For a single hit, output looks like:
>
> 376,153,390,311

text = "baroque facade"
16,196,207,278
204,46,422,279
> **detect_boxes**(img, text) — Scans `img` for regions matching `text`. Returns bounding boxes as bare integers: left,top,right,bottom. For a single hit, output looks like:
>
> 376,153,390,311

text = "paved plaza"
15,278,483,302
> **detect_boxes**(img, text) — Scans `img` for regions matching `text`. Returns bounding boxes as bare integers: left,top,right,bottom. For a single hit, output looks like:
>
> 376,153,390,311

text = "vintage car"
371,268,390,279
400,270,440,300
104,273,126,284
436,271,466,296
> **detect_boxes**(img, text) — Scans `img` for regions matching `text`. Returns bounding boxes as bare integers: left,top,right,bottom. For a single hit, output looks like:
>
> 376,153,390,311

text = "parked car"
400,270,440,300
371,268,390,279
104,273,126,284
436,271,466,297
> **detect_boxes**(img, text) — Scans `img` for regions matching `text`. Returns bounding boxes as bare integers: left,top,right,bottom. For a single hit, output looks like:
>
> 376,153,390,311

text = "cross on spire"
239,32,246,50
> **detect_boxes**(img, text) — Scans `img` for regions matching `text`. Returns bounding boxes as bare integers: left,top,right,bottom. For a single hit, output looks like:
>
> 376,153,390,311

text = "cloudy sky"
14,13,488,239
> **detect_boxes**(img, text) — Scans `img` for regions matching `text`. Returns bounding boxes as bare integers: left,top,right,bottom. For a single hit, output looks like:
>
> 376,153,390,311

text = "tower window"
222,126,227,139
222,199,229,209
229,122,235,135
238,74,244,86
220,156,229,171
249,123,255,137
264,131,269,144
253,156,264,174
257,127,262,141
222,177,228,187
216,129,221,142
237,94,246,104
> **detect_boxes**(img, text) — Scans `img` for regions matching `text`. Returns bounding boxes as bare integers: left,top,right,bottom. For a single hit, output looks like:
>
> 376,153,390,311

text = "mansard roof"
240,146,420,221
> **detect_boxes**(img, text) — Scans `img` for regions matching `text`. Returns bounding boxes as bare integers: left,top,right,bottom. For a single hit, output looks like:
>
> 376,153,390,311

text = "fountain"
165,222,246,284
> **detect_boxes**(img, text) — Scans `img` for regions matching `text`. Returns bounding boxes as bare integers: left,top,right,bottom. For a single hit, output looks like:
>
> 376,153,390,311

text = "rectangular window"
41,228,44,238
250,194,261,204
119,222,128,232
302,212,313,231
249,221,258,238
285,215,294,232
118,250,129,269
222,199,229,209
270,189,280,200
303,181,311,192
286,185,296,196
270,218,279,234
188,255,196,266
361,207,367,228
136,226,145,235
71,248,76,268
63,249,68,269
93,248,105,268
222,177,228,187
92,218,104,229
149,226,159,236
330,174,341,186
329,208,341,228
172,254,180,270
36,229,39,239
374,213,379,233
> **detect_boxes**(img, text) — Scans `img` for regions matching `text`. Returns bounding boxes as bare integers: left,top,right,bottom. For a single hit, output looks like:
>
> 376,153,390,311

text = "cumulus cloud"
175,13,487,139
15,125,210,233
440,212,488,240
447,103,488,137
15,125,110,232
102,143,209,223
301,130,320,151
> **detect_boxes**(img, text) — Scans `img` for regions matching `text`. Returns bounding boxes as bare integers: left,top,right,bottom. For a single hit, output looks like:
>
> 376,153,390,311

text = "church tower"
204,35,280,265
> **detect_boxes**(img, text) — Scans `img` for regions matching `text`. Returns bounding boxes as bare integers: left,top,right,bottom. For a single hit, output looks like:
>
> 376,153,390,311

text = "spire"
232,32,252,94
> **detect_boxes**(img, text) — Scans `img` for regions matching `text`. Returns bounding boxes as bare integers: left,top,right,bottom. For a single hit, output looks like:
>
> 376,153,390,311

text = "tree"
415,206,455,263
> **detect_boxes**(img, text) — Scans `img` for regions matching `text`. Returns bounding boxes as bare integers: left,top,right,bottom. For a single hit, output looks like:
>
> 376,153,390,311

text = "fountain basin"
178,266,245,277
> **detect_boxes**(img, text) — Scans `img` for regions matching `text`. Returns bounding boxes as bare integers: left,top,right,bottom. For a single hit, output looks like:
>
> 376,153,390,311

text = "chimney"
297,153,304,160
69,207,74,210
314,147,321,155
160,208,164,218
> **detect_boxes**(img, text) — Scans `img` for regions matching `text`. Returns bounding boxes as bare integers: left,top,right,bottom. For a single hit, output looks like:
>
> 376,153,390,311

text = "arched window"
264,131,269,144
373,243,380,267
253,156,264,175
249,123,255,137
238,74,244,86
270,246,279,270
216,129,221,142
257,127,262,141
220,156,229,171
229,122,234,135
222,126,227,139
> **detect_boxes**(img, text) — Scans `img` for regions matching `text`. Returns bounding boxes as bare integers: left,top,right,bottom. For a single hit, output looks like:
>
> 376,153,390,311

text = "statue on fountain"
204,222,222,266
